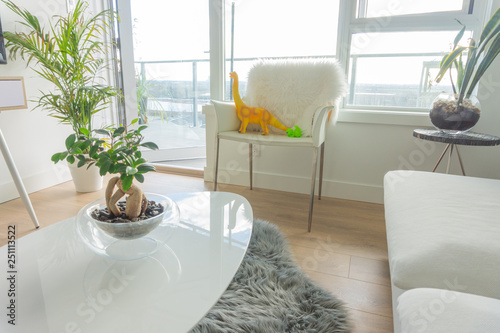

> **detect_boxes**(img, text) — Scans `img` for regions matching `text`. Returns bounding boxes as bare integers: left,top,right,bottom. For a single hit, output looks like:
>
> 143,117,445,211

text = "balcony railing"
135,52,447,127
135,55,336,127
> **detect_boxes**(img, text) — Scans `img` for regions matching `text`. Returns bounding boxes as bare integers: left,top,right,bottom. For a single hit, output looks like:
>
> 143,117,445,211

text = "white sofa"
384,170,500,332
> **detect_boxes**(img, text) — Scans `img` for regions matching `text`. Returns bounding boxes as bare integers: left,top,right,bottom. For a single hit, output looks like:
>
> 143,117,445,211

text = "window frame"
336,0,491,114
116,0,494,125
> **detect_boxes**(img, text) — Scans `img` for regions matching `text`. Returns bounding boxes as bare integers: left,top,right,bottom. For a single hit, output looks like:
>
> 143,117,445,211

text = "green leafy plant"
52,119,159,219
435,7,500,106
2,0,119,135
92,120,158,189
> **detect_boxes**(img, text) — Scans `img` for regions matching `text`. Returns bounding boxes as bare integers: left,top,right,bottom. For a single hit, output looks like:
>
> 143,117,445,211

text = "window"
116,0,210,166
347,30,473,108
339,0,487,111
358,0,467,18
224,0,340,98
115,0,492,156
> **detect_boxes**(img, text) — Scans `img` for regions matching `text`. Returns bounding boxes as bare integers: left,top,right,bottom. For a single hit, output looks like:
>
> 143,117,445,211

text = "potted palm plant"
2,0,119,191
431,8,500,132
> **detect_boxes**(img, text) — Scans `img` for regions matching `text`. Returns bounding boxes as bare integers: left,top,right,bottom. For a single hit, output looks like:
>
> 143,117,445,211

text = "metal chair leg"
308,147,319,232
213,137,220,191
249,143,253,190
318,143,325,200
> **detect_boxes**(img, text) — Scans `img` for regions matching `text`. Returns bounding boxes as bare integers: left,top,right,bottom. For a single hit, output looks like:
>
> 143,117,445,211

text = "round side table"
413,129,500,175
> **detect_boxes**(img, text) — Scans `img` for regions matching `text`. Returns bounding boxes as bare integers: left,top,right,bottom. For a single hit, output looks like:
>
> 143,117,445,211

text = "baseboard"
204,167,383,204
0,165,71,204
1,165,383,205
154,164,204,178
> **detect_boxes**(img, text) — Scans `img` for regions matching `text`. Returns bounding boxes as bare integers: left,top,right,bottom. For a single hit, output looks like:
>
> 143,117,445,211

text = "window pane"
351,31,472,55
348,30,472,108
132,0,209,61
359,0,465,18
131,0,209,164
347,56,452,108
225,0,339,98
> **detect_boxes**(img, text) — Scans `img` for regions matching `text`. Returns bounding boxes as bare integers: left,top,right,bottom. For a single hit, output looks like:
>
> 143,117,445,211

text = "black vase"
429,93,480,133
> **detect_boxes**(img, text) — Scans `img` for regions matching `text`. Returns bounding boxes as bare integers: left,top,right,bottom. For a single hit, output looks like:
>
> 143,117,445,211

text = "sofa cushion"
398,288,500,332
384,171,500,299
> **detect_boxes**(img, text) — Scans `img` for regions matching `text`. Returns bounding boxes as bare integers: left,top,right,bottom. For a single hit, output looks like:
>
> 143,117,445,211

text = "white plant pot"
68,161,103,192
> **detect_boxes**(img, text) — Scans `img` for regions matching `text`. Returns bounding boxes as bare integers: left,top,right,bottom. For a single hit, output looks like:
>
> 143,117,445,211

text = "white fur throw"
244,58,347,137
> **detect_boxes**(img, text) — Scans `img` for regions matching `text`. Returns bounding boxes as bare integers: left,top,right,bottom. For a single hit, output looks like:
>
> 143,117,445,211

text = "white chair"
212,58,346,232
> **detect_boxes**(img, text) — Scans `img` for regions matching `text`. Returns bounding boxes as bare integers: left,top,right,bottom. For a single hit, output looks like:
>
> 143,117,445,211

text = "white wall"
0,0,111,204
0,0,75,204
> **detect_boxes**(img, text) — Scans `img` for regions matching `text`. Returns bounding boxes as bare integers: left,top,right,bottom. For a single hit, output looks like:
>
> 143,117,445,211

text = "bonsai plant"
2,0,119,190
53,119,178,241
52,118,159,221
431,8,500,132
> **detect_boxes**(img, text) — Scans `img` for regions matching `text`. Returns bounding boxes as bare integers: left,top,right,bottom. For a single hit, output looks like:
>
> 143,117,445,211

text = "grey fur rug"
190,219,351,333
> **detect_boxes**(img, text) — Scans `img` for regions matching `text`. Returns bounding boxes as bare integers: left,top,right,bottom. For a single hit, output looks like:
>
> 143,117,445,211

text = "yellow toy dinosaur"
230,72,290,135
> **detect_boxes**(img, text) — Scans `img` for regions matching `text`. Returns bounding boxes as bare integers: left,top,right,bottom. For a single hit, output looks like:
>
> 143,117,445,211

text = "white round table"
0,192,253,333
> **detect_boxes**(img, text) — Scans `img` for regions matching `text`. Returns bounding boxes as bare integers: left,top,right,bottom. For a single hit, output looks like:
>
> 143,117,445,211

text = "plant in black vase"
431,8,500,132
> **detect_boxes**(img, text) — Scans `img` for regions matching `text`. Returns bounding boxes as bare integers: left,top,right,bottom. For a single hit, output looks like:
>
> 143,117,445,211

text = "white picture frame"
0,77,27,111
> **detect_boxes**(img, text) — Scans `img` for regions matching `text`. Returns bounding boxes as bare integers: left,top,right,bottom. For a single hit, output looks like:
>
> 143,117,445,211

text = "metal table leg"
445,144,454,174
455,145,466,176
432,143,451,172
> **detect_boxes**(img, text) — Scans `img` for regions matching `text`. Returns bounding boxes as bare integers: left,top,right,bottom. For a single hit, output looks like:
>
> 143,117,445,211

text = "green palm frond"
436,7,500,106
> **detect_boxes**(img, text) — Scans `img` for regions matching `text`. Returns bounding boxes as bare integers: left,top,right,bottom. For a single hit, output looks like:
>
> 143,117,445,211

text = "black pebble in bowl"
430,108,480,131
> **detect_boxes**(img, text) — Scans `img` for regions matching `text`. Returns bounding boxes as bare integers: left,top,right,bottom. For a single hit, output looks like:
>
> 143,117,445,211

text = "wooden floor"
0,172,393,332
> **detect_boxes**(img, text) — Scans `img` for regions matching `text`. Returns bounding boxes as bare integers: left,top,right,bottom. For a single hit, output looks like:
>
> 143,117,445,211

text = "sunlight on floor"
155,158,206,170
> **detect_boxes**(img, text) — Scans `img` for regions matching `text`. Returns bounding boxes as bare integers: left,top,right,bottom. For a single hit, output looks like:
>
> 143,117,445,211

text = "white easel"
0,77,40,229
